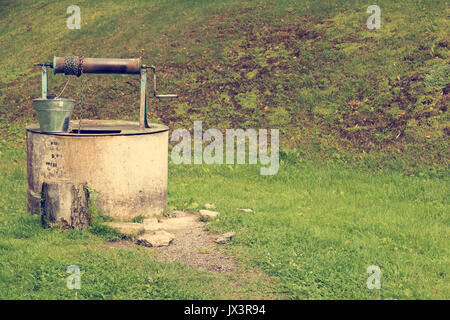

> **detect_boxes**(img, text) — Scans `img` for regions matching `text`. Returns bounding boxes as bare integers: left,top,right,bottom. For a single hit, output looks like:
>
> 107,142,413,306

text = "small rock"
143,218,161,231
239,208,253,213
137,230,175,247
214,231,236,244
104,222,145,236
199,209,220,220
204,203,216,209
158,215,199,232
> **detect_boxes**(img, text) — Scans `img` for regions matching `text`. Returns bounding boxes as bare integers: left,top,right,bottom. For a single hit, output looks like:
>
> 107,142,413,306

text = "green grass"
0,145,275,299
0,141,448,299
169,162,449,299
0,0,448,300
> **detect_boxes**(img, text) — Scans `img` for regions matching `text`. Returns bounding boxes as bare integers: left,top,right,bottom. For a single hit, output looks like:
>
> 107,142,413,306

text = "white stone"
137,230,175,247
204,203,216,209
199,210,220,220
158,215,199,232
104,222,145,236
214,232,235,244
143,218,161,231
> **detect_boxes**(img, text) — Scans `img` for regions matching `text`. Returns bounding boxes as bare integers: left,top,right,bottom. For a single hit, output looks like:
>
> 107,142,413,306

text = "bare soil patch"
104,212,237,272
152,221,236,272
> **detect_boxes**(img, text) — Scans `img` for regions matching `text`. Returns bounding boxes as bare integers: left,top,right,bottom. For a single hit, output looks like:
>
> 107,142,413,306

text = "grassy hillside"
0,0,448,171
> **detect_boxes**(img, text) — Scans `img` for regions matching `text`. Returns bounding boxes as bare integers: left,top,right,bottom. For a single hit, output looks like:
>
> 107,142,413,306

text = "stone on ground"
143,213,199,232
199,209,220,220
143,218,161,231
104,222,145,236
158,215,199,232
214,232,236,244
204,203,216,209
137,230,175,247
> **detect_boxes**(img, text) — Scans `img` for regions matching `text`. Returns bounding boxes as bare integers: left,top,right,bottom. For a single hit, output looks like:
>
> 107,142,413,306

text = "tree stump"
41,182,91,230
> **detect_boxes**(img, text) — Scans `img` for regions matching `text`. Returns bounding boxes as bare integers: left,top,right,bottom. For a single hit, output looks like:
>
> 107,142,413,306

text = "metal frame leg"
139,67,148,130
41,66,48,99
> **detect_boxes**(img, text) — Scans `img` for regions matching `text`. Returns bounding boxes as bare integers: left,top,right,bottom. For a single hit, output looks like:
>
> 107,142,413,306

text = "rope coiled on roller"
63,56,84,77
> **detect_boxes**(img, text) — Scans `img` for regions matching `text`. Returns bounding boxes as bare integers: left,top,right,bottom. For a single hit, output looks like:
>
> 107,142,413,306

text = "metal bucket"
33,98,75,132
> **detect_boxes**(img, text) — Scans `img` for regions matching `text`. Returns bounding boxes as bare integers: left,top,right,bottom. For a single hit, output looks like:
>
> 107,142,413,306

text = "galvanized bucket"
33,98,75,132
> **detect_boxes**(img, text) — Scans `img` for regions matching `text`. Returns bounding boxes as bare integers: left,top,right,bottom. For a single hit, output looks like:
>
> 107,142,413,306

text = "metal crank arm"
140,65,178,129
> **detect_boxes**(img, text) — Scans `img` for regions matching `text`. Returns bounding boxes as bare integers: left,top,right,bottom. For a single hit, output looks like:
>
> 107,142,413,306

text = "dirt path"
105,211,236,272
102,211,281,299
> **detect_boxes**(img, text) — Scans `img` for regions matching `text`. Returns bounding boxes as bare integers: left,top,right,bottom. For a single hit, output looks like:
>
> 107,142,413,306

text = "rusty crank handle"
155,94,178,99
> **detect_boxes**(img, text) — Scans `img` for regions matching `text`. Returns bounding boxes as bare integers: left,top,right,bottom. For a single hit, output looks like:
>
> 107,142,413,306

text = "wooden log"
41,182,91,230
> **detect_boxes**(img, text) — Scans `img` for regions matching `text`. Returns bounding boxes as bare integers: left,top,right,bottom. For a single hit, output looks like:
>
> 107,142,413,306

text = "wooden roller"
53,56,142,75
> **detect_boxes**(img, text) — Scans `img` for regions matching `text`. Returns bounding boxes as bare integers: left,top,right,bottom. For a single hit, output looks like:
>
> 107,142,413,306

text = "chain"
63,56,85,133
63,56,83,76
